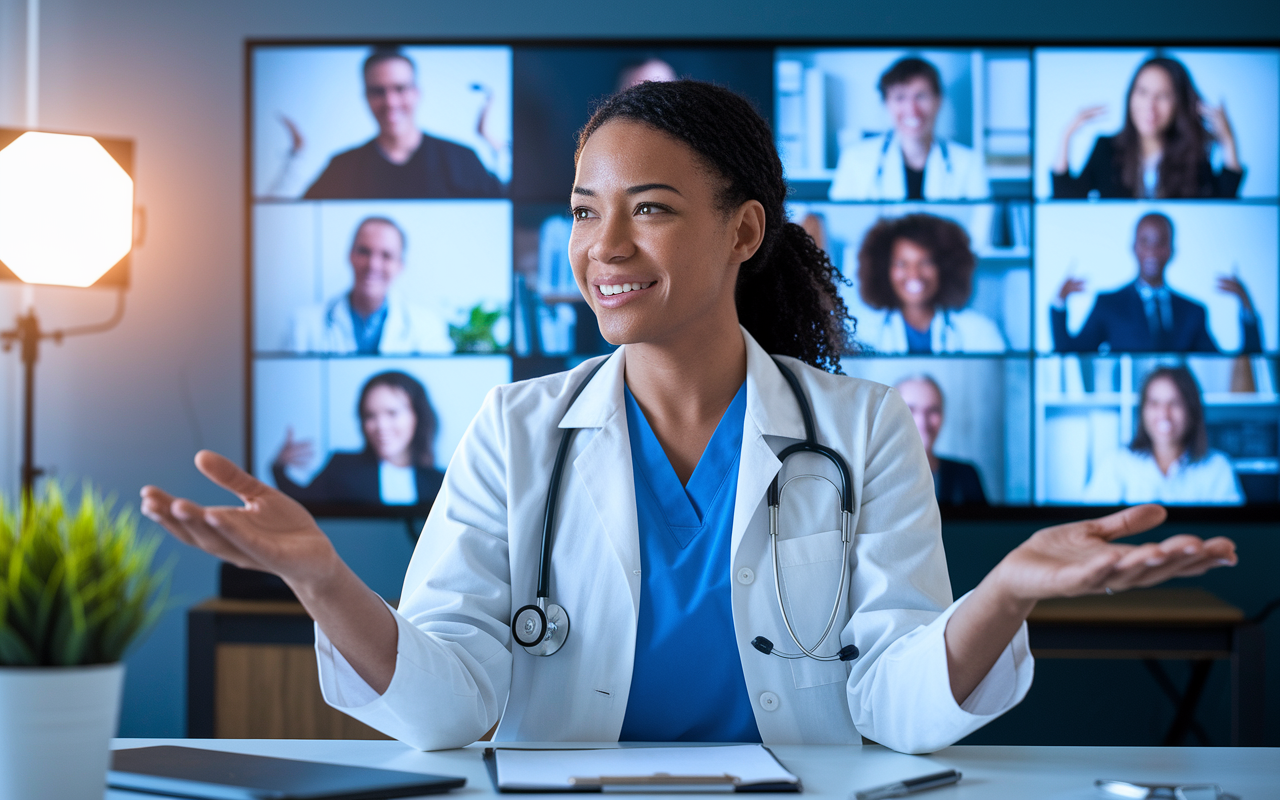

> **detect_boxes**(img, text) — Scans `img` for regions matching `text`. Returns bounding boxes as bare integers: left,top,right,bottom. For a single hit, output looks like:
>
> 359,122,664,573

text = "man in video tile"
895,374,988,506
304,47,503,199
284,216,450,354
1051,212,1261,353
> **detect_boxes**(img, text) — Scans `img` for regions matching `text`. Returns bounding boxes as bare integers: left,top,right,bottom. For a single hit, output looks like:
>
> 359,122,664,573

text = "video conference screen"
248,42,1280,517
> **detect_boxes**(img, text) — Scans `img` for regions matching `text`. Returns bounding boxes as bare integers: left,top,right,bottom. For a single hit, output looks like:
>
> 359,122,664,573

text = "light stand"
0,128,135,500
1,291,125,497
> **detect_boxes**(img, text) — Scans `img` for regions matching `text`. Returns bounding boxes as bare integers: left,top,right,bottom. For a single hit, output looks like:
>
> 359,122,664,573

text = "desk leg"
187,608,216,738
1159,660,1212,746
1232,622,1265,746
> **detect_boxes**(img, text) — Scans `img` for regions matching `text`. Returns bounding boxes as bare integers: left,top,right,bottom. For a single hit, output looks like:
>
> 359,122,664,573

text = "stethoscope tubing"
518,355,857,662
535,359,607,600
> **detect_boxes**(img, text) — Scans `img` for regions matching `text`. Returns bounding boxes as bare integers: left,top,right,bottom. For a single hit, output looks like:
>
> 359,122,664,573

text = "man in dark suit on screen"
1051,212,1262,354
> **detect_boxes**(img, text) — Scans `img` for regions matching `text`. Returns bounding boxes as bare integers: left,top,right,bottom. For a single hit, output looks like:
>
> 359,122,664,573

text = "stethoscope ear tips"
751,636,775,655
837,645,859,662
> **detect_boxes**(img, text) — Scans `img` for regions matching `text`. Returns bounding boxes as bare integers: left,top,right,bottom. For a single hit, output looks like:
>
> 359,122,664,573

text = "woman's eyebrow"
626,183,682,196
571,183,682,197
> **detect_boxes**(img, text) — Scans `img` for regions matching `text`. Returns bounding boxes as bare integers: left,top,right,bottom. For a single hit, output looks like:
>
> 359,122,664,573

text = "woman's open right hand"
141,450,339,591
1054,104,1108,174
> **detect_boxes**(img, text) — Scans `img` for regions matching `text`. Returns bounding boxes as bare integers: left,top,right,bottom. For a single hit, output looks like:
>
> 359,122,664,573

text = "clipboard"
483,745,802,793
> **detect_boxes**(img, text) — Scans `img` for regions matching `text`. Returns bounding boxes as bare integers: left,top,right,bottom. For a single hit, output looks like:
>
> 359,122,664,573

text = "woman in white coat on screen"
142,81,1236,755
828,57,988,202
853,212,1007,354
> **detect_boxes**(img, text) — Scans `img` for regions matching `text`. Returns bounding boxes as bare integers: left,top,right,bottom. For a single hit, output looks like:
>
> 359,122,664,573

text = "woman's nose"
587,214,635,264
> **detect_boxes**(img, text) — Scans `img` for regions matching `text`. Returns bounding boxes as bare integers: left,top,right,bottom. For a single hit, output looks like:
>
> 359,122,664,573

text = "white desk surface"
109,739,1280,800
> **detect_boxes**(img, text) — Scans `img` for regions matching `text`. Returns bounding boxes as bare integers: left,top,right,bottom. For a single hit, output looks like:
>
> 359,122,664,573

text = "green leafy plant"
449,304,506,353
0,483,170,666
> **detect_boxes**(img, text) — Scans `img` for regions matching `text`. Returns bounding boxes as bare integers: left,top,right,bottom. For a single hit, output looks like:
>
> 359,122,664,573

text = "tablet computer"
109,746,466,800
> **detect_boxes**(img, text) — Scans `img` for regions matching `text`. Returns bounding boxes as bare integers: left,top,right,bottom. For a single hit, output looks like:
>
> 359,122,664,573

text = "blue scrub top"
619,382,761,743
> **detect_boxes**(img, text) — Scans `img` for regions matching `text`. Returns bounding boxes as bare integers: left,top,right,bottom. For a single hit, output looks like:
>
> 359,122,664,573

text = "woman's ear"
730,199,767,264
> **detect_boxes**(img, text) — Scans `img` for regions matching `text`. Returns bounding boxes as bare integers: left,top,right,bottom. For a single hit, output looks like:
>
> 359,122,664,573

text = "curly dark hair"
358,371,438,468
575,79,853,372
1130,366,1208,463
1112,57,1213,199
856,213,976,311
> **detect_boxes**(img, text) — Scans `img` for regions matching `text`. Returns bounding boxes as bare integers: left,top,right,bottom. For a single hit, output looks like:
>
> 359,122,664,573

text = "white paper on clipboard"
493,745,799,792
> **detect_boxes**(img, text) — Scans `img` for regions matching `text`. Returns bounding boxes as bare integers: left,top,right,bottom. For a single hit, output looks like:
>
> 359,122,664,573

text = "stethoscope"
511,357,860,664
872,130,952,191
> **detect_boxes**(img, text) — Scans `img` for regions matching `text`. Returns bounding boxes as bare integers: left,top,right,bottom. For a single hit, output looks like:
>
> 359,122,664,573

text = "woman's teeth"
599,282,654,297
904,279,925,294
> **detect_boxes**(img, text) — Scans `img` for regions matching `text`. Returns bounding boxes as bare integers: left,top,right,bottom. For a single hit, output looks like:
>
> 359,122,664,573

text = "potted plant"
449,303,507,353
0,482,168,800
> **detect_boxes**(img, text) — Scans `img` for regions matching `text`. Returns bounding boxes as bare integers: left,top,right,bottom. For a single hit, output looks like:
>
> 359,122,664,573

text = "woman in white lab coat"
141,81,1236,755
853,212,1007,354
828,57,988,201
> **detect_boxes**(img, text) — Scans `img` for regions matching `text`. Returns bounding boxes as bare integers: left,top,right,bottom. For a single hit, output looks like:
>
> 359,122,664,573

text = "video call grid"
247,42,1280,512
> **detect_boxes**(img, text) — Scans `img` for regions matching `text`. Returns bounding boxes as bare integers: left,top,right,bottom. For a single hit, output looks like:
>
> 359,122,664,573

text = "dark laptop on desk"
109,746,465,800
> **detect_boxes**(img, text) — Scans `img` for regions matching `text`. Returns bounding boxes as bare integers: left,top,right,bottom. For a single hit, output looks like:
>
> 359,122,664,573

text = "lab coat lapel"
731,330,807,560
380,290,410,352
879,140,906,199
923,141,947,199
325,295,356,352
561,351,643,613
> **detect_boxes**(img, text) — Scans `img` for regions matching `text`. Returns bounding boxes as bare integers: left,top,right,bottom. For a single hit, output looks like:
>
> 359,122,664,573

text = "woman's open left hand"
990,504,1237,603
140,450,340,589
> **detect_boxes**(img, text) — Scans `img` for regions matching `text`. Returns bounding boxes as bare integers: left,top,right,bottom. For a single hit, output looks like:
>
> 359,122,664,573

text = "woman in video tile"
1051,56,1243,199
1084,366,1243,504
273,371,445,507
854,213,1007,353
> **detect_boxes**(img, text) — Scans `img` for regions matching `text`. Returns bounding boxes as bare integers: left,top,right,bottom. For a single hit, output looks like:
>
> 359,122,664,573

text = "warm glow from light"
0,132,134,287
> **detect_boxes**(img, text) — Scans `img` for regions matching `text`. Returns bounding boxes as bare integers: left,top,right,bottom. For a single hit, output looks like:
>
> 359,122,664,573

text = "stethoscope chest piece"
513,598,570,656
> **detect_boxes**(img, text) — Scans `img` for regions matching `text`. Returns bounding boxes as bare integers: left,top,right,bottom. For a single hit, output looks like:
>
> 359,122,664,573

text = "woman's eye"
571,207,591,221
636,203,663,216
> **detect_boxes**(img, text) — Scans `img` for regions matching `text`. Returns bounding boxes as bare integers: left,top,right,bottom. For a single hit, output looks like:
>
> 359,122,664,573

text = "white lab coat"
856,308,1008,354
828,134,988,201
284,290,452,354
314,328,1033,754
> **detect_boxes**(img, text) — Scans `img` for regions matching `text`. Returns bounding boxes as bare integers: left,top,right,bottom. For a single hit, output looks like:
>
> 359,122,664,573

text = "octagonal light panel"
0,131,134,287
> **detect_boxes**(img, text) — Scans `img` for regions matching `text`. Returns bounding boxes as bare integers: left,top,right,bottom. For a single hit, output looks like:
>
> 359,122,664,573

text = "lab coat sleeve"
842,389,1033,754
313,386,515,750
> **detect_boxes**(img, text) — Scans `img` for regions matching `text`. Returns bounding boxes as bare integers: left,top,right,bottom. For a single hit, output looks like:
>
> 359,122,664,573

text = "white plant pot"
0,662,125,800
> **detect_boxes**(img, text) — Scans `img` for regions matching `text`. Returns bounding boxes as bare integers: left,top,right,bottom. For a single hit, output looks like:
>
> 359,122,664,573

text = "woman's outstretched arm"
943,504,1236,705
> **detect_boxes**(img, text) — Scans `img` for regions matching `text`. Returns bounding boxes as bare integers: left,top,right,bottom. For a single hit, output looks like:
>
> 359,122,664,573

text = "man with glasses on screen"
284,216,451,355
1051,213,1262,354
304,47,503,199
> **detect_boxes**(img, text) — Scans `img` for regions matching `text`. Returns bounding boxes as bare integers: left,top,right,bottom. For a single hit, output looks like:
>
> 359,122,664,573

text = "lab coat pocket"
774,529,851,690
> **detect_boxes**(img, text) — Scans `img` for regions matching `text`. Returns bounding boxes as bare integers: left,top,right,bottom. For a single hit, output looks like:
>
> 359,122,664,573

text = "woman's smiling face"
568,119,763,349
888,237,941,310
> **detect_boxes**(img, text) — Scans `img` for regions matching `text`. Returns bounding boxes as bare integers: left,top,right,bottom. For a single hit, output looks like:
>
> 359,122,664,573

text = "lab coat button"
759,692,779,711
736,568,755,585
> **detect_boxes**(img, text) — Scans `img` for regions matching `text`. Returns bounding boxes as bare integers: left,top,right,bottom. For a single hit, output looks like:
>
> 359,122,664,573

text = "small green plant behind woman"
0,483,169,666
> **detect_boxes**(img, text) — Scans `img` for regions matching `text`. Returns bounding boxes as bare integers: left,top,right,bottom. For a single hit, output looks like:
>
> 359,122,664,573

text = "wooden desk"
109,740,1280,800
1026,588,1265,745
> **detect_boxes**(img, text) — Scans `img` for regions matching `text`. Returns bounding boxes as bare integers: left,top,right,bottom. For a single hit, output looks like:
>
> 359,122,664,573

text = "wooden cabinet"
187,598,387,739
